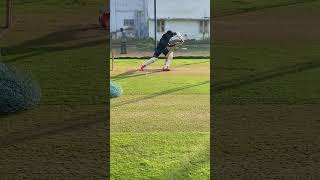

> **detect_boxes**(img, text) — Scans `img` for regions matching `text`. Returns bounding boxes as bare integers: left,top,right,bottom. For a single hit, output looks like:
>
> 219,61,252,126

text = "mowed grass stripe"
111,132,210,180
4,46,106,105
111,95,209,133
110,59,210,179
213,46,320,104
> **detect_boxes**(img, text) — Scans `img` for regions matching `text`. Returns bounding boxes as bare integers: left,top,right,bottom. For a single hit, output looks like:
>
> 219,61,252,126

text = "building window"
157,20,165,33
124,19,134,27
199,20,209,33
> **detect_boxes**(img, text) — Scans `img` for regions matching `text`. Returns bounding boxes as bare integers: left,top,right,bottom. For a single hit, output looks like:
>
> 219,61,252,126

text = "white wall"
148,0,210,19
148,19,210,40
110,0,210,39
110,0,148,32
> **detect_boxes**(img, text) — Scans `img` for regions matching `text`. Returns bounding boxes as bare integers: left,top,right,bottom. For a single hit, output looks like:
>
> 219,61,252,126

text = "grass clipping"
0,63,41,114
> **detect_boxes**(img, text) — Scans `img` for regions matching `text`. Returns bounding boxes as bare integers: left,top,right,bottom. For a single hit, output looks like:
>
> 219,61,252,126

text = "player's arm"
176,33,185,43
168,42,176,47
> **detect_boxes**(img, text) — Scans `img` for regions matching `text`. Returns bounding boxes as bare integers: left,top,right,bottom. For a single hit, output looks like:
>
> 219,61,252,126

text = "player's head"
166,30,176,37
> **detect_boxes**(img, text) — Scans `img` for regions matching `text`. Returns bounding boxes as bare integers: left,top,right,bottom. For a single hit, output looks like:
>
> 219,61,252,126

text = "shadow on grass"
214,59,320,93
112,80,210,108
0,110,25,118
152,145,209,179
0,27,9,39
112,69,163,81
2,24,107,63
0,106,107,148
215,0,316,17
12,24,105,49
175,61,209,68
215,66,255,71
3,39,107,63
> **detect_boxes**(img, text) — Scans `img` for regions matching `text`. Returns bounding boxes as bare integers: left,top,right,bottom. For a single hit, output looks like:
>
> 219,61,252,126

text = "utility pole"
154,0,157,49
5,0,13,28
1,0,13,62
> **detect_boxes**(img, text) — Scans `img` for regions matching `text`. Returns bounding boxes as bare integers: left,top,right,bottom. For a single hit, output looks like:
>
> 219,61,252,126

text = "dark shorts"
153,47,169,57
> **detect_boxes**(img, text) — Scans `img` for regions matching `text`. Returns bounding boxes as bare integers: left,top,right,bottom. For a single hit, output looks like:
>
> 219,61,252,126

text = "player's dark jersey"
153,31,174,57
158,33,173,49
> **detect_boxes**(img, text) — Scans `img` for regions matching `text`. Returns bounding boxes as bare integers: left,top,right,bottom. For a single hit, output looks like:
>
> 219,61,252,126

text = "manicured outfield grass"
213,0,316,16
212,0,320,178
112,133,209,180
5,47,107,105
12,0,105,15
0,1,108,178
110,59,210,179
0,1,5,28
213,46,320,104
213,0,320,105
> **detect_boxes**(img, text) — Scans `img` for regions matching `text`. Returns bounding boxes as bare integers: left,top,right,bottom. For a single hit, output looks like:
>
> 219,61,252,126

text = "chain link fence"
111,37,210,58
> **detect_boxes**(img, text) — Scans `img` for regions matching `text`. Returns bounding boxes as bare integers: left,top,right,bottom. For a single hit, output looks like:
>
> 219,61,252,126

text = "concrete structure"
110,0,210,40
110,0,148,39
148,0,210,40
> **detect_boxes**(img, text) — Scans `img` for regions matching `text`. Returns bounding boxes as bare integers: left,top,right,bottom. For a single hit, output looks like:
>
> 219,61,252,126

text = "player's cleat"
162,68,170,71
140,65,146,71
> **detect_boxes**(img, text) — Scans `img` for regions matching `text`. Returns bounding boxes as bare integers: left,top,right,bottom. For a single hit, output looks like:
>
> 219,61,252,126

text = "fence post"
6,0,13,28
111,49,115,71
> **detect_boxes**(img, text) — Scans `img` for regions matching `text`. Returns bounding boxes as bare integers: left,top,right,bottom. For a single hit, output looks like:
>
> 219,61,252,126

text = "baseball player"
140,30,184,71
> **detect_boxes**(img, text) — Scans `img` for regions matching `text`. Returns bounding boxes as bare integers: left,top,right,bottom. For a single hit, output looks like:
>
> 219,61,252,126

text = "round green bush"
0,64,41,114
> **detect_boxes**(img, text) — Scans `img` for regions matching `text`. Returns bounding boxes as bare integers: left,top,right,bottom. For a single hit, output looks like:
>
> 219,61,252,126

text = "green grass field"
0,0,108,178
213,0,317,16
0,1,5,31
213,0,320,178
110,59,210,179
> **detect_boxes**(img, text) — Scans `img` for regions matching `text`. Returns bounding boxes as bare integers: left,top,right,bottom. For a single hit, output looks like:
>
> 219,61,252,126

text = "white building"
147,0,210,40
110,0,210,40
110,0,149,38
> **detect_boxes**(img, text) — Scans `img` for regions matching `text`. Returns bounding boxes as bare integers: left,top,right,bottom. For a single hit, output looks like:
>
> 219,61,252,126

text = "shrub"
0,64,41,114
110,80,123,98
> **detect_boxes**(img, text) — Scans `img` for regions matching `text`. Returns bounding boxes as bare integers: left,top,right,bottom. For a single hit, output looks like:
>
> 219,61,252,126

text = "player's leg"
162,48,169,70
143,56,158,66
163,49,173,71
140,48,161,71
